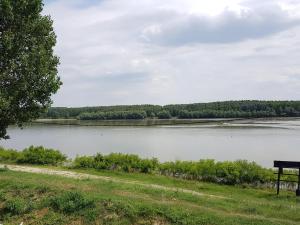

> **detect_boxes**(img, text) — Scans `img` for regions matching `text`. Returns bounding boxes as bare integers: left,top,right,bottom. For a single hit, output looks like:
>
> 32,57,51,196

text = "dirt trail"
0,164,227,199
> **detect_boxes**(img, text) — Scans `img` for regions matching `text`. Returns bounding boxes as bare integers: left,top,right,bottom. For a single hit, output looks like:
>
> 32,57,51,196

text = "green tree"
157,110,171,119
0,0,61,139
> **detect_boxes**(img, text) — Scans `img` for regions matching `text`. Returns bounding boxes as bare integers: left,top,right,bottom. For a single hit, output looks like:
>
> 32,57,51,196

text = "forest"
40,100,300,120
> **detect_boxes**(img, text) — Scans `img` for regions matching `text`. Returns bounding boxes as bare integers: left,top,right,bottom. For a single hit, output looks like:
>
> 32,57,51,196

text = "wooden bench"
274,160,300,196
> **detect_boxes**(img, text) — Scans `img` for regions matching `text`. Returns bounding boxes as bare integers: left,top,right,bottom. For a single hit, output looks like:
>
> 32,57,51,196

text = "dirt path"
0,164,227,199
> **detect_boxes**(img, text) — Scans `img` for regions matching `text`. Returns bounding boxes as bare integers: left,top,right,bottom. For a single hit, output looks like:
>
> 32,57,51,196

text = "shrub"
93,153,107,169
73,156,95,168
104,153,141,172
17,146,67,165
139,158,159,173
215,160,273,184
0,147,21,162
4,198,32,215
195,159,217,182
160,159,274,185
215,161,240,184
50,191,95,214
73,153,159,174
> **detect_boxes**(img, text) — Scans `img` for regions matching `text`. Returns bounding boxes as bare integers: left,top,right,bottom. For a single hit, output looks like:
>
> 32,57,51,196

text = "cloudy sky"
44,0,300,107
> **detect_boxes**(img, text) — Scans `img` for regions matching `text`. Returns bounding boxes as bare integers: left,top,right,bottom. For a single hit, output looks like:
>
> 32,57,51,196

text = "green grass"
0,168,299,225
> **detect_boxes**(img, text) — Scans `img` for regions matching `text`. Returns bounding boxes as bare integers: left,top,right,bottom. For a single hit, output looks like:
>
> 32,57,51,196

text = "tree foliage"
78,111,147,120
0,0,61,139
42,101,300,120
157,110,172,119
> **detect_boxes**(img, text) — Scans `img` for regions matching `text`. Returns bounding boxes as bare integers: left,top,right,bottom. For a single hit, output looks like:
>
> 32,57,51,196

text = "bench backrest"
274,160,300,169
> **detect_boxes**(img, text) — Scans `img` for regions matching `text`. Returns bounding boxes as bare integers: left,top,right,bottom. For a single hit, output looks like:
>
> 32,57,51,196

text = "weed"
49,191,95,214
4,198,32,215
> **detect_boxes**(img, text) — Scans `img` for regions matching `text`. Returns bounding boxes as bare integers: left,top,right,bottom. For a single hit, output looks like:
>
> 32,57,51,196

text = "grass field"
0,166,299,225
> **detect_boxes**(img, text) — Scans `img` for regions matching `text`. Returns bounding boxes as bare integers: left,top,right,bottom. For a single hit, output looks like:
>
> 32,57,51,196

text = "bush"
50,191,95,214
215,160,273,184
72,152,275,185
139,158,159,173
73,153,159,174
17,146,67,165
73,156,95,168
4,198,32,215
195,159,217,182
0,147,21,162
160,159,274,185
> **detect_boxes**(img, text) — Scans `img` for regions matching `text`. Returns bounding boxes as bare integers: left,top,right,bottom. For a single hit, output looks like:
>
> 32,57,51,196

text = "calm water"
1,118,300,168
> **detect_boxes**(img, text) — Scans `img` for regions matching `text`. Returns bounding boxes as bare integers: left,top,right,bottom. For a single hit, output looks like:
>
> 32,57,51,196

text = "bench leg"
276,168,281,195
297,169,300,197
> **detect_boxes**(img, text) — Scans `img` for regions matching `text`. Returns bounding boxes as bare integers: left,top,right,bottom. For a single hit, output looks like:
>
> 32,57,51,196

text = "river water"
1,118,300,167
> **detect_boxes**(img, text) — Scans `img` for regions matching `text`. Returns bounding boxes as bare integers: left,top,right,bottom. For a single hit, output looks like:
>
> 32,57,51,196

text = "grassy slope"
0,168,299,225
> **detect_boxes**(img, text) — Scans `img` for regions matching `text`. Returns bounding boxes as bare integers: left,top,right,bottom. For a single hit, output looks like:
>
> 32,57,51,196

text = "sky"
43,0,300,107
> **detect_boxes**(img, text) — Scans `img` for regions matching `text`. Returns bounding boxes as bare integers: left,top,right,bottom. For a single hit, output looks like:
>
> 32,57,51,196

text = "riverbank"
33,117,300,127
33,118,237,126
0,146,275,186
0,164,299,225
1,146,298,187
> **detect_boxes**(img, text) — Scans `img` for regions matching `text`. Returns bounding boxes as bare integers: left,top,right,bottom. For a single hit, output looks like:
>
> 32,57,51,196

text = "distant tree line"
40,101,300,120
78,111,147,120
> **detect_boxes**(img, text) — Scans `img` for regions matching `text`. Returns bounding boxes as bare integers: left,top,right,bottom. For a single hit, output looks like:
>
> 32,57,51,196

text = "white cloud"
43,0,300,106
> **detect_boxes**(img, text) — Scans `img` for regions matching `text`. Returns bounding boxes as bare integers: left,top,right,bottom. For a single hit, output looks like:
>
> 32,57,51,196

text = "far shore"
32,117,300,127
